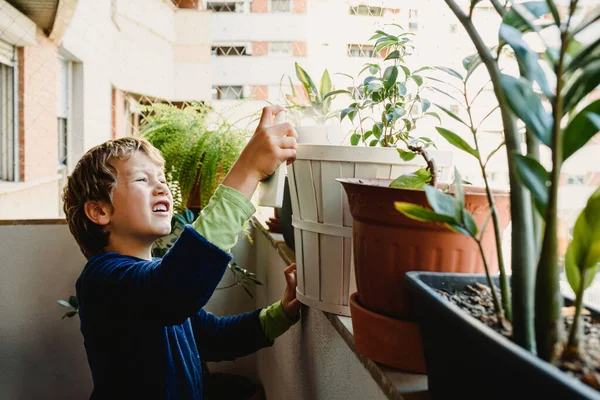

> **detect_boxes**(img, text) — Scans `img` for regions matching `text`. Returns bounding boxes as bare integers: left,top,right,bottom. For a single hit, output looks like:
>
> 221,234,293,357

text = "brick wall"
252,41,268,56
293,41,307,57
587,172,600,186
293,0,307,13
252,0,268,13
252,85,269,101
19,28,58,182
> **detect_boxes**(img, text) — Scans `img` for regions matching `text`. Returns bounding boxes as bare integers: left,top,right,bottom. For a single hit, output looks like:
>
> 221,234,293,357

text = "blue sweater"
76,227,273,399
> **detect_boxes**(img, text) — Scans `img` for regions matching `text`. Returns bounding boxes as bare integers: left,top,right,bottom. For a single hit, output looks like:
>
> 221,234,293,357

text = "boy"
63,105,301,399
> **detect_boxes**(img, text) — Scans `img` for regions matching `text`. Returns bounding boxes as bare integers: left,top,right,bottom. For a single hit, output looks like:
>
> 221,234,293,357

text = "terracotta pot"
339,178,510,372
339,178,510,320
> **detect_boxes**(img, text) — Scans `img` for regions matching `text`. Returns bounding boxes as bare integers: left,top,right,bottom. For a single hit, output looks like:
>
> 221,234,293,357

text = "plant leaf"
453,168,465,226
383,66,399,90
394,202,458,224
411,75,424,86
373,123,382,139
500,74,552,146
463,211,478,237
62,311,78,319
68,296,78,309
399,65,411,79
434,103,470,128
421,99,431,112
398,149,418,161
566,38,600,74
425,184,460,220
435,127,479,158
319,69,332,100
463,52,483,81
546,0,560,26
340,107,356,122
425,112,442,123
434,66,464,81
295,62,320,102
350,134,361,146
563,101,600,160
396,83,407,96
565,186,600,293
58,300,71,308
563,59,600,113
390,168,432,189
499,24,553,99
323,89,351,101
485,141,506,167
503,1,551,33
514,154,549,217
384,50,401,61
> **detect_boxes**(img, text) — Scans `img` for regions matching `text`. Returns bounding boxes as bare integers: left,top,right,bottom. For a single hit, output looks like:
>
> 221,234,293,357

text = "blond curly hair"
63,137,164,258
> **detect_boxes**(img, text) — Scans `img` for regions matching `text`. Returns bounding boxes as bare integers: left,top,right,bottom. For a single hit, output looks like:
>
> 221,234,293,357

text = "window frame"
0,50,16,182
269,0,293,13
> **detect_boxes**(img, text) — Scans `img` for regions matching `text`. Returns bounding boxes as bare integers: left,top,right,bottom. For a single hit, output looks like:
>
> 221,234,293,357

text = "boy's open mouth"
152,200,171,214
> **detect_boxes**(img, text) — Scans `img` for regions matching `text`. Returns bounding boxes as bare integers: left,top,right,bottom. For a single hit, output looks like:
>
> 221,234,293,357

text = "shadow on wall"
0,222,92,399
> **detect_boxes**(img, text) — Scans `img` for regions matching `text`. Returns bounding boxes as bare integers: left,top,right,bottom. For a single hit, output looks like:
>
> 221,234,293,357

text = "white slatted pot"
288,144,453,316
296,124,345,145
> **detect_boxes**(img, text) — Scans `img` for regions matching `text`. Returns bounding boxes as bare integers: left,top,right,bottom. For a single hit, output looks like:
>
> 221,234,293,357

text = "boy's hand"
281,263,301,320
223,105,298,200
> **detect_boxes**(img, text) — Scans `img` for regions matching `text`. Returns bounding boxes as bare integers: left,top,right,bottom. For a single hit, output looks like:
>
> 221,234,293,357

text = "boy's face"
106,151,173,244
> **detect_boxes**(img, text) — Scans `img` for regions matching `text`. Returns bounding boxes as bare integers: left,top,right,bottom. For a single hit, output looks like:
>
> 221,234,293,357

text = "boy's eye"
136,177,148,182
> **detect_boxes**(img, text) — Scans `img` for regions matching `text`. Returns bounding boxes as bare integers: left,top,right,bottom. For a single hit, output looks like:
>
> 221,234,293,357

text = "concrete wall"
0,176,62,219
0,222,91,399
250,224,389,400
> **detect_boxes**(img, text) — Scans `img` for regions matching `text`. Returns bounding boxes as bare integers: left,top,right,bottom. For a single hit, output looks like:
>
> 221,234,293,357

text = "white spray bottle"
257,111,287,208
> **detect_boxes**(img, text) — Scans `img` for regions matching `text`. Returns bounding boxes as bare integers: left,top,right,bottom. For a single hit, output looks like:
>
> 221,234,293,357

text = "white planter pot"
288,145,453,316
296,124,345,145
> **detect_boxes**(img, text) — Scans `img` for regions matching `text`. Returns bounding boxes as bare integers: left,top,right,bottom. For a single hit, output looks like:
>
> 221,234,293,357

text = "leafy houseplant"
141,102,247,213
404,0,600,396
335,25,513,373
340,25,442,188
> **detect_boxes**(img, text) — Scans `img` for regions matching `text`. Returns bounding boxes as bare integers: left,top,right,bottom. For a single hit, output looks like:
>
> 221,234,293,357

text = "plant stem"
535,2,576,362
566,268,587,356
446,0,537,352
476,238,506,325
464,80,512,321
408,144,437,186
489,0,507,17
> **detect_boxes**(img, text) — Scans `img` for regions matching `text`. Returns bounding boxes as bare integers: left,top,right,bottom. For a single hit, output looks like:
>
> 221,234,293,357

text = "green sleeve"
191,184,256,252
259,300,299,341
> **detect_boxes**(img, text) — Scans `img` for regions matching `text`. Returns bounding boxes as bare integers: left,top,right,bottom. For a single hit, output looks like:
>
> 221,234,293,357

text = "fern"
141,102,248,212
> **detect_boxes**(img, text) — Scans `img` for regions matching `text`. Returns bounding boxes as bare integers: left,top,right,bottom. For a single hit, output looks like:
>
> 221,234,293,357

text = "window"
269,42,293,56
270,0,291,12
57,58,70,168
348,5,386,16
409,9,418,19
567,175,585,185
409,22,418,32
211,45,249,56
212,85,244,100
348,44,377,58
450,24,458,33
207,1,244,12
0,39,15,181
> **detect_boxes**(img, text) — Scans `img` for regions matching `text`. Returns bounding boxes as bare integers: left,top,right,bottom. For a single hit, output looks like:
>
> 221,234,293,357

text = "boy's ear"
84,201,111,226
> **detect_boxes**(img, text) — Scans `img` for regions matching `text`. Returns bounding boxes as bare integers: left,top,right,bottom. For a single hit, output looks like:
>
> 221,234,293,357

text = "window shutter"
0,40,15,67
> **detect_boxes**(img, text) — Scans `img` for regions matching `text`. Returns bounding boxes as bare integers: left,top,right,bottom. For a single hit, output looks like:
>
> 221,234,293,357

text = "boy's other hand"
281,263,301,320
223,105,298,200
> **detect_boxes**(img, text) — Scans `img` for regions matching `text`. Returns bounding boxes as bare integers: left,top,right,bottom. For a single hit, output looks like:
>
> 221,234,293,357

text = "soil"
438,283,600,392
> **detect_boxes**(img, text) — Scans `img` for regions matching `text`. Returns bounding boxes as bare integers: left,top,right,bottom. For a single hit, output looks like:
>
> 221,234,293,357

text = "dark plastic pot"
405,271,600,400
279,176,295,251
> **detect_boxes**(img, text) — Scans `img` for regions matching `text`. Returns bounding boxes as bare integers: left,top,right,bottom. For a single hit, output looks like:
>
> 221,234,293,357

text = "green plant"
340,25,441,186
421,61,512,322
398,0,600,368
280,62,347,126
141,102,248,212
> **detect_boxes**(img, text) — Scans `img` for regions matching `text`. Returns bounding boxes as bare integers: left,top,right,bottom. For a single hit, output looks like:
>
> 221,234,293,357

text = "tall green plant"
339,26,441,187
427,62,512,321
441,0,600,361
141,102,248,212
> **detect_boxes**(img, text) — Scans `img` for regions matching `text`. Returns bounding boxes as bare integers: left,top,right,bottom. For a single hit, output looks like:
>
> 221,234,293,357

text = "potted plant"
280,62,348,145
141,102,248,215
334,23,510,372
287,27,453,319
403,0,600,397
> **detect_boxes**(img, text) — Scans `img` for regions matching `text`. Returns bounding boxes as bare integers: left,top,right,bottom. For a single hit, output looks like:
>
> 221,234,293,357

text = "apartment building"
0,0,212,219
